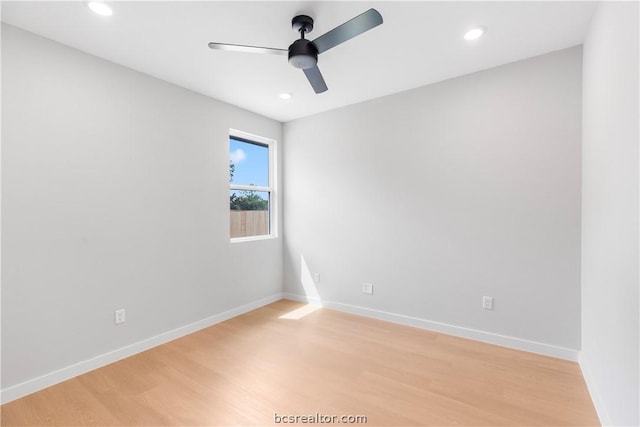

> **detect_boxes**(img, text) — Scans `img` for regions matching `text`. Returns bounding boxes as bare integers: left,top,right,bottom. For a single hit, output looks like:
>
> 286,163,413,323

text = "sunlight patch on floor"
279,304,321,320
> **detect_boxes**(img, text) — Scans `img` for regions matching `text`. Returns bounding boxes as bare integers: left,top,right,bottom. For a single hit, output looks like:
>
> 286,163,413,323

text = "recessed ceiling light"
464,26,486,41
279,93,293,100
87,2,113,16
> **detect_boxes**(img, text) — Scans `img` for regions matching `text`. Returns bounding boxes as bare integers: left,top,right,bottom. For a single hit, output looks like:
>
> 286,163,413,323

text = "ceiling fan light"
87,1,113,16
464,26,486,41
279,93,293,100
289,55,317,69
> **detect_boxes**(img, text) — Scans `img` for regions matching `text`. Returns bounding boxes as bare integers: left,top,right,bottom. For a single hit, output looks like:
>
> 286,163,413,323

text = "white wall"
283,47,583,355
1,24,282,397
581,2,639,425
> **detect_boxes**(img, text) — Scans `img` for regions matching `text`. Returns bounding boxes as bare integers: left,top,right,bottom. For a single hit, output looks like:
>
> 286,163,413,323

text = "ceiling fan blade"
208,42,287,55
303,65,328,94
311,8,383,54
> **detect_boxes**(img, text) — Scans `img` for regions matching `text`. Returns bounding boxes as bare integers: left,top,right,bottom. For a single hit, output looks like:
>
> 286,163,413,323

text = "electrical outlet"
313,273,321,284
483,296,494,310
114,308,126,324
362,283,373,295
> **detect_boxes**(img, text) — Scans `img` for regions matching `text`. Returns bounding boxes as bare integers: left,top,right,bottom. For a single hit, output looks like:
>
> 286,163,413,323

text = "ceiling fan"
208,9,383,94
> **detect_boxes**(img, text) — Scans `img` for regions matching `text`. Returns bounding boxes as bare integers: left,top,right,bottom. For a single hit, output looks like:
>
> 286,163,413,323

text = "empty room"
1,1,638,426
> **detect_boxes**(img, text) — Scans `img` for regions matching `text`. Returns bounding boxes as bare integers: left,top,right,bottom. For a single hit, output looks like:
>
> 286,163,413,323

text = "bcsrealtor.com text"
274,413,368,424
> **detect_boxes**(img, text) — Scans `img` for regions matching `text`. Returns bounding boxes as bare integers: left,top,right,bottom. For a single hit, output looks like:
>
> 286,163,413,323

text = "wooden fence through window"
230,210,269,238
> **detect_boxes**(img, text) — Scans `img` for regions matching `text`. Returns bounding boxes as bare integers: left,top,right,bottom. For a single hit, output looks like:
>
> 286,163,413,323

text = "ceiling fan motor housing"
288,39,318,69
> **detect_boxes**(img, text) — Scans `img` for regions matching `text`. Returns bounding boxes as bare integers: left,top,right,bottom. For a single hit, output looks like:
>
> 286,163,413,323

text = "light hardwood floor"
1,299,599,426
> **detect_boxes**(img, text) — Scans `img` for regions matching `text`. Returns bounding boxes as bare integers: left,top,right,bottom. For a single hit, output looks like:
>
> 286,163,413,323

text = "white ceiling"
1,1,596,122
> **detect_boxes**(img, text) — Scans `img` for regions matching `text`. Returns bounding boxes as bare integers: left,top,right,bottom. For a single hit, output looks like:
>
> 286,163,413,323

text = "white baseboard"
579,355,610,426
283,293,579,361
0,293,283,405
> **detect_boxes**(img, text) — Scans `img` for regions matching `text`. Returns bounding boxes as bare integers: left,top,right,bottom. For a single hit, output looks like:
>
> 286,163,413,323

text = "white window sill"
230,234,278,244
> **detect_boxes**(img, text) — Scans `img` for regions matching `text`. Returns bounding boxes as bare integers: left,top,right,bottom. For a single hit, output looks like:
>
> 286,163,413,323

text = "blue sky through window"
229,137,269,187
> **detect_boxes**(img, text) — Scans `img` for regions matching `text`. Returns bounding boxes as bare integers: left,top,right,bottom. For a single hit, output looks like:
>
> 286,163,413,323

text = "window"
229,130,276,241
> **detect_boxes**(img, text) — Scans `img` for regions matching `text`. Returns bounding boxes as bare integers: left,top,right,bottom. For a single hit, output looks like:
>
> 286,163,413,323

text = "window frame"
229,129,277,243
